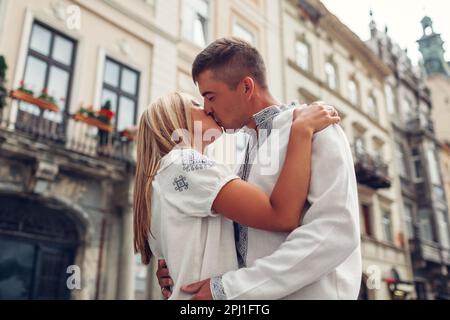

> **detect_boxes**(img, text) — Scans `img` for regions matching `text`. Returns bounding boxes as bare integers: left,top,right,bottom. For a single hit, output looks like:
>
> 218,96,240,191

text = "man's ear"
242,77,255,97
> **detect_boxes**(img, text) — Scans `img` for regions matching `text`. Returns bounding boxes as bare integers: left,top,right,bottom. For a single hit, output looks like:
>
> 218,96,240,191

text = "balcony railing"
0,97,135,164
405,117,434,134
352,145,391,189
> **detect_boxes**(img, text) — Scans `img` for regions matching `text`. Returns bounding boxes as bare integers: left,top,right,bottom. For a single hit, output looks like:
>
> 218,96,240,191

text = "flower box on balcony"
119,127,137,141
72,113,113,133
10,89,60,113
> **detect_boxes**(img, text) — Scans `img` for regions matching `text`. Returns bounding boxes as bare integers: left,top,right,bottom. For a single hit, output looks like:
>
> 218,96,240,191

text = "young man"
156,37,361,300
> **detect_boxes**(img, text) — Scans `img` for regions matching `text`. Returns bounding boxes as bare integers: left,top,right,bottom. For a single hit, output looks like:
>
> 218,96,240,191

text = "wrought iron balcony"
405,117,434,134
0,98,135,165
352,145,391,189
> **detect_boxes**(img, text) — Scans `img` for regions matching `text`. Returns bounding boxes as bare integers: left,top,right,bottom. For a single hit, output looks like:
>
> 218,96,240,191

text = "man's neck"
245,91,280,130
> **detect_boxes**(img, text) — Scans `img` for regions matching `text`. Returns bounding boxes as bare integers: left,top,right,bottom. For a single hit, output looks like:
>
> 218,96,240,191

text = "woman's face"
190,101,223,148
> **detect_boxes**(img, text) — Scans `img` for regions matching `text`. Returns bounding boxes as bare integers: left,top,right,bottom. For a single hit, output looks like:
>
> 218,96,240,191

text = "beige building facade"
281,0,415,299
3,0,440,300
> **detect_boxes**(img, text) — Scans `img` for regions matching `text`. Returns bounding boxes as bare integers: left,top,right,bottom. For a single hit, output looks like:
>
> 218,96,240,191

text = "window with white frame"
325,61,337,90
367,95,378,119
437,209,450,249
232,22,255,45
295,40,310,71
101,57,139,131
354,135,365,157
385,84,395,114
426,145,441,186
403,202,414,240
382,209,394,243
419,209,435,242
411,147,423,182
402,97,413,122
21,21,76,123
395,141,408,178
361,203,374,238
348,79,358,106
182,0,209,47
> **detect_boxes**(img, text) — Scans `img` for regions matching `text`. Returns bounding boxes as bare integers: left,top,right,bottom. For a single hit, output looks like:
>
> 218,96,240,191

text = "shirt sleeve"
217,125,361,300
164,149,240,218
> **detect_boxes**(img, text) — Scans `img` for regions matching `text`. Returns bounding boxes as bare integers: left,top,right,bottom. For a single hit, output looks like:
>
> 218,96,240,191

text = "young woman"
133,92,339,299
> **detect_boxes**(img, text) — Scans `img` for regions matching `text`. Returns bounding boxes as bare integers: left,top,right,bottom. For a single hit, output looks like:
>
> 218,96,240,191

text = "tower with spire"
417,16,450,77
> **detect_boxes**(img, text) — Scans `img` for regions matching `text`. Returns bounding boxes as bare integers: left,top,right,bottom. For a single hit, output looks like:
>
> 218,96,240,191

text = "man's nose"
203,104,213,115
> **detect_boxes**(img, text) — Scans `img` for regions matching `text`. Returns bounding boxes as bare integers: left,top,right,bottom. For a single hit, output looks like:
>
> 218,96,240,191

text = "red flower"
19,80,25,86
384,277,397,285
98,108,115,120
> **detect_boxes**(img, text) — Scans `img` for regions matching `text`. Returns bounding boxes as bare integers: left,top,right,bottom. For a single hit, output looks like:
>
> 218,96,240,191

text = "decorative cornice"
288,58,389,134
298,0,392,81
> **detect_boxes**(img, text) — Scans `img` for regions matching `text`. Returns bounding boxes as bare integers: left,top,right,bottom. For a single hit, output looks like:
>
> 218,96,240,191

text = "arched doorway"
0,194,81,299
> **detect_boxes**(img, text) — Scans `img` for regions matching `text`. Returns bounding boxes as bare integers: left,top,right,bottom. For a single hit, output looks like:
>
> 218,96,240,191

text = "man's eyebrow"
201,91,214,97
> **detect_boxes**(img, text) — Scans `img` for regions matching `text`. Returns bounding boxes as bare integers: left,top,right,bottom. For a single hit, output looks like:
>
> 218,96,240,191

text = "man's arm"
187,125,360,300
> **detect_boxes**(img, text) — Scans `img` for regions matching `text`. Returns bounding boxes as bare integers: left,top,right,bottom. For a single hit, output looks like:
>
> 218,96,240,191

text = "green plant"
17,80,34,96
96,100,115,125
0,55,7,109
38,87,57,104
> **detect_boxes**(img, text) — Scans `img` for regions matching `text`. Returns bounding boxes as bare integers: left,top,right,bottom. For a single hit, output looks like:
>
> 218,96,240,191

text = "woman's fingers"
161,287,172,299
157,267,170,278
159,277,173,288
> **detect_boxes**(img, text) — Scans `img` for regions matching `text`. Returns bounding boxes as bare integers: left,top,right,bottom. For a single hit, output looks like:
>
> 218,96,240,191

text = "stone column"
116,205,135,299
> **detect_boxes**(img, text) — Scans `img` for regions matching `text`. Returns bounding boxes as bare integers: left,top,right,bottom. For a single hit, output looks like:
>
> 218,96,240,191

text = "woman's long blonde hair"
133,92,195,264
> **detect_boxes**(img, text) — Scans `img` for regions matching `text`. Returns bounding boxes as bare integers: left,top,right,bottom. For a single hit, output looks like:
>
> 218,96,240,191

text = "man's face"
196,70,250,130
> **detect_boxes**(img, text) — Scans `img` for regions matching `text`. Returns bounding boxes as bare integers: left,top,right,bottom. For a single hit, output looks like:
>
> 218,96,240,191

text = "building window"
21,21,76,123
426,145,441,186
295,40,310,71
348,79,358,106
232,22,255,45
182,0,209,47
385,84,395,114
325,61,337,90
101,58,139,131
437,210,450,249
402,98,413,122
419,210,435,242
361,204,373,238
411,147,423,182
354,135,366,158
395,141,408,178
382,209,394,243
367,95,378,119
403,202,414,240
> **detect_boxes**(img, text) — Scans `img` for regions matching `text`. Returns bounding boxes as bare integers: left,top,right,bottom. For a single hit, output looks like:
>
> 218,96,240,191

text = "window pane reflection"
30,24,51,56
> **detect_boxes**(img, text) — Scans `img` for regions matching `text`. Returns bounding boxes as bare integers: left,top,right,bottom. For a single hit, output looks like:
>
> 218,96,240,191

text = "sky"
321,0,450,66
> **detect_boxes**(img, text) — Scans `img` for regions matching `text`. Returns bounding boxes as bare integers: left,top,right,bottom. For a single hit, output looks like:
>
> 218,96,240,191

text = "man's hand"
181,279,213,300
156,259,173,299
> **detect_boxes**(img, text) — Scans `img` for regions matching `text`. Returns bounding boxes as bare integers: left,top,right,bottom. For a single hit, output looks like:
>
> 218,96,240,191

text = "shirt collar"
252,105,282,128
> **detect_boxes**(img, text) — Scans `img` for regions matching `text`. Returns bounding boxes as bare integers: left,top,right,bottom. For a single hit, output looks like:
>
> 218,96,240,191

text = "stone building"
367,12,450,299
416,15,450,299
282,0,415,299
0,0,284,300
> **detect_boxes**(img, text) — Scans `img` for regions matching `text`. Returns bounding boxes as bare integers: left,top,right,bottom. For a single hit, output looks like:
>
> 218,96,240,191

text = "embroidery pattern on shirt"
234,102,301,269
234,104,291,269
210,275,227,300
173,175,189,192
181,150,216,172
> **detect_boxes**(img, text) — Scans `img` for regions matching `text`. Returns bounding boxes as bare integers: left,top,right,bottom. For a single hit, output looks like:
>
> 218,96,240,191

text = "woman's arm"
212,104,340,232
